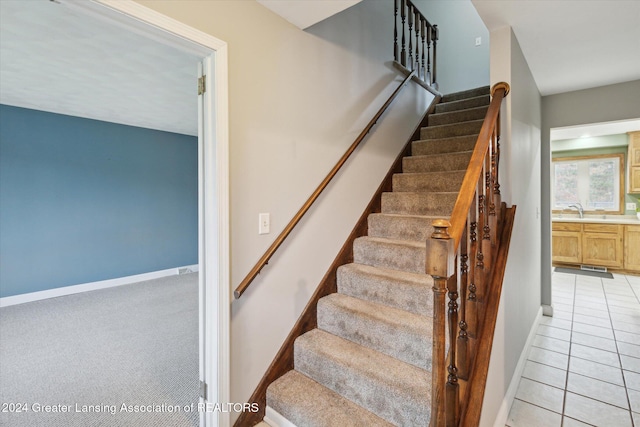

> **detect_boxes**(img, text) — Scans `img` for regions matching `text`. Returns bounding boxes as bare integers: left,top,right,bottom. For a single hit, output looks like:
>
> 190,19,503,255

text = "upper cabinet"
628,131,640,194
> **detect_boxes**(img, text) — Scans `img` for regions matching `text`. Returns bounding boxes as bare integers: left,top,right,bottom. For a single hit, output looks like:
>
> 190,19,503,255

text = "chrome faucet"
568,203,584,219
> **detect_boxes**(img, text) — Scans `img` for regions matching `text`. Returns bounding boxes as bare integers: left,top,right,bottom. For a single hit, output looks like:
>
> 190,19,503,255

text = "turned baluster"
426,23,432,84
420,18,426,83
394,0,399,62
400,0,407,66
466,195,478,341
489,128,499,247
426,219,454,427
414,8,421,74
482,158,493,274
432,25,438,87
407,4,413,70
475,178,486,321
457,224,470,380
446,269,460,426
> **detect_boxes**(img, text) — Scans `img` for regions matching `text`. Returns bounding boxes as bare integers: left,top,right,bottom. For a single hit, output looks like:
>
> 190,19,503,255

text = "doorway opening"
0,1,229,426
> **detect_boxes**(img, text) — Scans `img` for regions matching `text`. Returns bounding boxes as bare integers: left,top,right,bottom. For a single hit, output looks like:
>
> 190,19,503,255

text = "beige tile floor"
506,271,640,427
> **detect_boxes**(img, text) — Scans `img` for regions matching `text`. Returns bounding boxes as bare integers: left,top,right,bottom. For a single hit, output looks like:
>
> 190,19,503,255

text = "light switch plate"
259,213,270,235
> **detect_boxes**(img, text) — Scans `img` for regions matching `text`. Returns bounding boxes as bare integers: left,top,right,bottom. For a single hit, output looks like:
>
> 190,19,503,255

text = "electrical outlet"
627,202,637,211
475,36,482,46
259,213,270,235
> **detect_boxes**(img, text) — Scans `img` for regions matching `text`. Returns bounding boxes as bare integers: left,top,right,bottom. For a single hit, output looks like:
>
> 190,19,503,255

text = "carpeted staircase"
265,86,491,427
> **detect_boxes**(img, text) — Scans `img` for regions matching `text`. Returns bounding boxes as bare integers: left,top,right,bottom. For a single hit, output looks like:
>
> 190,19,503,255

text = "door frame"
63,1,230,426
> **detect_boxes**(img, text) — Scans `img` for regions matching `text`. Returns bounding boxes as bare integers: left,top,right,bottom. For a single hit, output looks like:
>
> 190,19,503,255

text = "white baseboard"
492,306,543,427
264,406,298,427
0,264,199,308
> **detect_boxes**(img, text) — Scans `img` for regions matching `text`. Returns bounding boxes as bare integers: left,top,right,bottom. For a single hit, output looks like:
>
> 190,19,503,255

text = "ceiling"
0,0,201,136
472,0,640,97
257,0,362,29
1,0,638,139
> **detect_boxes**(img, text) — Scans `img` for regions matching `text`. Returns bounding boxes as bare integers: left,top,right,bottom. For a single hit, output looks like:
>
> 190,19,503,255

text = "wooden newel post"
426,219,454,426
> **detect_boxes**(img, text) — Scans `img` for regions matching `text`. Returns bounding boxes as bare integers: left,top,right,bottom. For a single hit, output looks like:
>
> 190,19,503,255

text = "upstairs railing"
426,82,510,426
394,0,438,90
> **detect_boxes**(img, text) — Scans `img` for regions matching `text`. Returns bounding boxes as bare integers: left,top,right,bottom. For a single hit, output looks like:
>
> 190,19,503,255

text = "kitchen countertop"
552,214,640,225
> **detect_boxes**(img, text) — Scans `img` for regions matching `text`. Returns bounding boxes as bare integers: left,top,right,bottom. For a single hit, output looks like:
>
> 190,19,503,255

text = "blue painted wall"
0,104,198,298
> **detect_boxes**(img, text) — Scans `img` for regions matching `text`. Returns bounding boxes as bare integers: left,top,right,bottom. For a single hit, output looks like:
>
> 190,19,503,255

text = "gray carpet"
0,273,199,427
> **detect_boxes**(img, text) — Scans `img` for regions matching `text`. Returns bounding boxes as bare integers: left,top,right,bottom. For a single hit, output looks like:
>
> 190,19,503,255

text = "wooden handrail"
448,82,510,250
426,81,510,426
234,70,417,299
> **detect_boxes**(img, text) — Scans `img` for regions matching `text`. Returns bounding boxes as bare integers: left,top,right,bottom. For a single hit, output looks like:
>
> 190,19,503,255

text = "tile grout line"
559,273,577,427
604,274,635,427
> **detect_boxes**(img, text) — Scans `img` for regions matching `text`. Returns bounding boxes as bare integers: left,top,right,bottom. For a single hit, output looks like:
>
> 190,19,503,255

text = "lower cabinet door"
552,231,582,264
582,232,623,268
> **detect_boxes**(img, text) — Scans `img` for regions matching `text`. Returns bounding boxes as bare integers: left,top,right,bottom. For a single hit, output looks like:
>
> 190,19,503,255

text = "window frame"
551,153,625,215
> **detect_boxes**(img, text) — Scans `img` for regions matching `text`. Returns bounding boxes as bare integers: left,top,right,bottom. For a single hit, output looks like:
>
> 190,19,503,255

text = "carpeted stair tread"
368,213,441,242
317,293,432,369
266,370,394,427
403,151,472,173
337,263,434,316
381,191,457,216
435,94,490,113
338,263,433,316
412,134,477,156
353,236,426,274
392,170,466,193
441,85,490,103
420,119,483,140
429,105,489,126
294,329,432,426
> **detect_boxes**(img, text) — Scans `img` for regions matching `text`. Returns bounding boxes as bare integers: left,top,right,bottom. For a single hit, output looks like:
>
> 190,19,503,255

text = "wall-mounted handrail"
234,70,417,299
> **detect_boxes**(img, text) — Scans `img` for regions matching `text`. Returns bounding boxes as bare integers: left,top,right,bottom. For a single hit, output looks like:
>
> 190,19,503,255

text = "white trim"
542,304,554,316
264,406,298,427
0,265,199,308
492,306,544,427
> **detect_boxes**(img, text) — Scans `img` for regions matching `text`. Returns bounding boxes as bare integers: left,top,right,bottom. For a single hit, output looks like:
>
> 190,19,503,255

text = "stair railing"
426,82,510,426
394,0,438,91
234,70,419,299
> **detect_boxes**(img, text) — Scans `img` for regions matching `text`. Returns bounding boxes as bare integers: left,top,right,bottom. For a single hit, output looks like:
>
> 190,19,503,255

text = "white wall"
134,0,433,420
480,26,542,426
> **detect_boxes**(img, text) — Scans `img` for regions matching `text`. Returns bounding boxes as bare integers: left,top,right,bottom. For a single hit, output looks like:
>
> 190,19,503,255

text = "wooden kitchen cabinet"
628,131,640,194
625,225,640,271
552,223,582,264
582,224,623,268
552,222,624,269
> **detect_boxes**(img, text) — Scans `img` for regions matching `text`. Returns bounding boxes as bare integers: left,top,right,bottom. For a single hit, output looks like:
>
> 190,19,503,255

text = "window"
552,154,624,214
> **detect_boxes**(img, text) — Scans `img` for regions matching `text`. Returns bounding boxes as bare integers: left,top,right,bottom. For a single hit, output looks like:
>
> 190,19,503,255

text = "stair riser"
353,238,425,274
412,135,477,156
441,86,490,102
317,295,432,369
429,106,488,126
420,119,483,140
295,331,431,426
435,94,490,113
403,152,472,173
392,171,465,193
368,213,435,242
381,192,457,216
337,264,434,317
